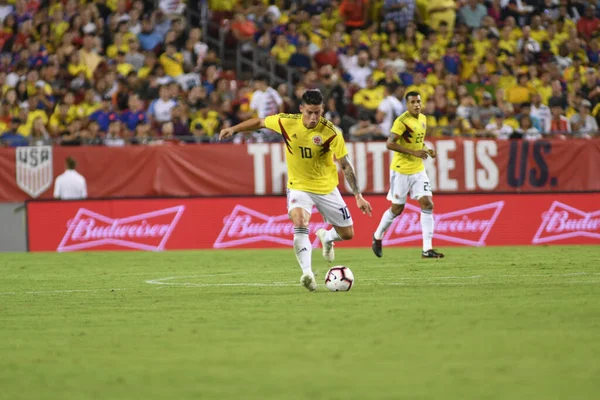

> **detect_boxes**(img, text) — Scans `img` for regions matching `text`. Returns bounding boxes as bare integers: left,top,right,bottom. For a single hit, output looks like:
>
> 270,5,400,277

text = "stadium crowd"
0,0,599,147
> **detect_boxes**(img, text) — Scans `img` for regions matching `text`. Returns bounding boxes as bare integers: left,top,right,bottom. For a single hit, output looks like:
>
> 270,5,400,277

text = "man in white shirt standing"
147,85,177,125
249,74,284,142
342,50,373,89
530,93,552,134
376,84,405,137
53,157,87,200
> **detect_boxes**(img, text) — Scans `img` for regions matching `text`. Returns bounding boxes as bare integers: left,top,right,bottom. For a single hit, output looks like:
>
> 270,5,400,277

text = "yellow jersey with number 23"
389,111,427,175
264,113,348,195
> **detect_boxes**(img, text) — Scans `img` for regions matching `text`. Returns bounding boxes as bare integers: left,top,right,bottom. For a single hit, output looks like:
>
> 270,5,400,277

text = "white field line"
145,275,297,287
363,275,482,281
122,271,281,277
0,288,127,296
3,272,599,295
145,272,600,288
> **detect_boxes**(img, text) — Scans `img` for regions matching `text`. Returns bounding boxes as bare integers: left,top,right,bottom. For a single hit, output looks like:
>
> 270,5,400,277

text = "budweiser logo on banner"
57,206,185,252
214,205,329,248
532,201,600,244
383,201,505,247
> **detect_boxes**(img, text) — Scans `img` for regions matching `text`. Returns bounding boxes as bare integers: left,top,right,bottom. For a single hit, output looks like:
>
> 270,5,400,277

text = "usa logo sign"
16,146,53,198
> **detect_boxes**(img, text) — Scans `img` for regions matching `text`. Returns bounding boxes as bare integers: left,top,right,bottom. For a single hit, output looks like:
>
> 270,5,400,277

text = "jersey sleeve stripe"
279,113,302,119
320,119,338,135
278,119,293,154
401,122,413,143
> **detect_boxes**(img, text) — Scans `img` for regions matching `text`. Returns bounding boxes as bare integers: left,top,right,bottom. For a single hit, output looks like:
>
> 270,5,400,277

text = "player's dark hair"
385,83,398,94
66,157,76,170
405,91,421,101
301,89,324,105
254,74,268,83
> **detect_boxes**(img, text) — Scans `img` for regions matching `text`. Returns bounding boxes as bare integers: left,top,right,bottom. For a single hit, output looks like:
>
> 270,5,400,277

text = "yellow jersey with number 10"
389,111,427,175
264,114,349,194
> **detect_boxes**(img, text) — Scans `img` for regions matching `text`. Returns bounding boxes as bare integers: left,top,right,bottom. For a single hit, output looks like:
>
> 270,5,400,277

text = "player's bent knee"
336,226,354,240
391,204,405,215
420,198,434,211
340,231,354,240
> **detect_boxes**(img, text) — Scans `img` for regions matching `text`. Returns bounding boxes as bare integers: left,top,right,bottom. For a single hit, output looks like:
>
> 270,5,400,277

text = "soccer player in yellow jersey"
372,91,444,259
219,90,373,291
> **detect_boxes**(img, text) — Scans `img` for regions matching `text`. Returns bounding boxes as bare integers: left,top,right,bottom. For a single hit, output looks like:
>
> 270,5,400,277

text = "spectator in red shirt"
230,13,257,42
577,5,599,39
549,97,571,136
313,38,339,69
340,0,368,30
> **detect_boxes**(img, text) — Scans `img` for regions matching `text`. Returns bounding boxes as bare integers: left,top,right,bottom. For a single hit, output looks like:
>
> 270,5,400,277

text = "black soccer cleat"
372,235,382,258
422,249,444,259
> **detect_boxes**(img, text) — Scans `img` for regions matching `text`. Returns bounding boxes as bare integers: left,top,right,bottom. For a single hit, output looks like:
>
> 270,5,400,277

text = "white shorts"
286,187,353,227
387,170,432,205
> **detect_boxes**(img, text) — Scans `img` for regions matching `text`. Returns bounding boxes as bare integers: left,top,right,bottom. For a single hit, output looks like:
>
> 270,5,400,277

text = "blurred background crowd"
0,0,599,147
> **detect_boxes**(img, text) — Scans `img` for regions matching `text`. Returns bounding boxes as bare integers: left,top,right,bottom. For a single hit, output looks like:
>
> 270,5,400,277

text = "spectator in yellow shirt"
563,56,586,82
106,32,129,59
115,51,135,77
270,35,296,65
407,72,435,105
321,5,341,33
546,22,568,54
62,92,84,123
79,34,103,79
190,106,221,137
529,15,548,44
50,7,69,44
427,0,457,32
138,53,158,79
49,103,70,137
159,44,184,77
79,89,102,117
353,76,385,113
67,52,88,78
460,50,478,81
19,98,49,137
506,73,533,104
532,71,553,105
437,100,474,136
423,98,441,137
306,15,330,48
499,25,517,54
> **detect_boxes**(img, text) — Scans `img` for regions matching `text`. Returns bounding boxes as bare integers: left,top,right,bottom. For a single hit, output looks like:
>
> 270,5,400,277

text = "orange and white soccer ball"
324,266,354,292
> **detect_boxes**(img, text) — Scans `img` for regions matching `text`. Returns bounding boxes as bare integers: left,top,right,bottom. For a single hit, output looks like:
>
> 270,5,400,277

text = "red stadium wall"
27,193,600,252
2,139,600,201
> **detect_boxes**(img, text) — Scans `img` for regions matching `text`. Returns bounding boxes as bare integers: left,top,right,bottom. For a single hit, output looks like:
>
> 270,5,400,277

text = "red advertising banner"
27,193,600,252
2,139,600,202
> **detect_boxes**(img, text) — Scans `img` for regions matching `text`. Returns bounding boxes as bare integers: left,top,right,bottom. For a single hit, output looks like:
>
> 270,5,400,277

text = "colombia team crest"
312,135,322,145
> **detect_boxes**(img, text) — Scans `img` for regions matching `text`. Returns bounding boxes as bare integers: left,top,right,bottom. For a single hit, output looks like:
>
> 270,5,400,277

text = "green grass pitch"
1,246,600,400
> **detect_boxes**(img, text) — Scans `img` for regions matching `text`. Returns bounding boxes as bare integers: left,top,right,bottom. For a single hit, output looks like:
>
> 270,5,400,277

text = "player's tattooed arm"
338,155,360,195
338,155,373,216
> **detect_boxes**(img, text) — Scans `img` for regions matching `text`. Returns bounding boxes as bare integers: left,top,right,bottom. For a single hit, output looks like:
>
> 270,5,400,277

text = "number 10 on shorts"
339,206,350,220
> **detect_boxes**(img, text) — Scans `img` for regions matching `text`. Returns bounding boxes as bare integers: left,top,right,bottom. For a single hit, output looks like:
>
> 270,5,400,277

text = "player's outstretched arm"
386,133,429,159
337,155,372,216
219,118,265,140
